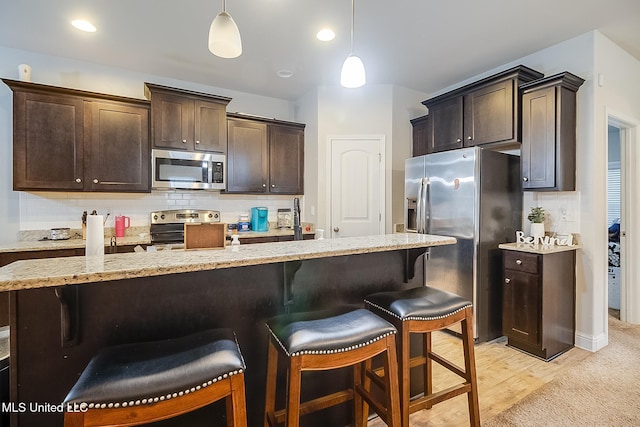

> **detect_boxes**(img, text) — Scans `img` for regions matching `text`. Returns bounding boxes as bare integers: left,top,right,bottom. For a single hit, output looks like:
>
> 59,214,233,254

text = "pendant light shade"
341,0,365,88
341,54,366,88
208,1,242,59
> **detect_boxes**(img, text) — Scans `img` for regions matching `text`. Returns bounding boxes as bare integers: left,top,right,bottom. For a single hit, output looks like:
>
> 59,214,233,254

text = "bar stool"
63,328,247,427
264,307,401,427
364,287,480,427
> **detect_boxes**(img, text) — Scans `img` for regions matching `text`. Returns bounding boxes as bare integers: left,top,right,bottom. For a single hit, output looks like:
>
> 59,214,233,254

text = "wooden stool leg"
462,307,480,427
353,361,365,427
264,339,279,427
64,411,85,427
227,374,248,427
384,335,401,427
425,331,433,409
399,325,411,427
286,356,303,427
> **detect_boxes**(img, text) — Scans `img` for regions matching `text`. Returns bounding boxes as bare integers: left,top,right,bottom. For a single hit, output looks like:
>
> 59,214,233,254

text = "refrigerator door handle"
416,178,424,233
424,178,431,234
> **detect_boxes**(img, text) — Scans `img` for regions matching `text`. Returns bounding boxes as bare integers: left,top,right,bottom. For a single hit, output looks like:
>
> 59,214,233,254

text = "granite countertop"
0,223,316,253
0,235,151,253
0,233,456,292
499,242,581,254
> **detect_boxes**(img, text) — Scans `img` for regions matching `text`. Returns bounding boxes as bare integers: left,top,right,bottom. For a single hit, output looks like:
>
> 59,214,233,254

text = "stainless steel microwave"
152,149,225,190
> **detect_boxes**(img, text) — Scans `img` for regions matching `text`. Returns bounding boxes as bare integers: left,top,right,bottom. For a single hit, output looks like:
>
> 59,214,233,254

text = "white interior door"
329,135,385,238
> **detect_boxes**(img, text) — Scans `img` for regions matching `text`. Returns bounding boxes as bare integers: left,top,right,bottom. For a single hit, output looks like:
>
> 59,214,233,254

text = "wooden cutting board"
183,223,227,250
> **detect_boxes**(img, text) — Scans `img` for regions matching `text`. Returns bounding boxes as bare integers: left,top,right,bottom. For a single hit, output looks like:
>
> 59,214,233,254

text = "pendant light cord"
350,0,355,54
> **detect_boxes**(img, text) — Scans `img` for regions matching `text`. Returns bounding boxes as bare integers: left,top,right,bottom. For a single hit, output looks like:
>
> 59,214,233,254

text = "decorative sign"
515,231,574,246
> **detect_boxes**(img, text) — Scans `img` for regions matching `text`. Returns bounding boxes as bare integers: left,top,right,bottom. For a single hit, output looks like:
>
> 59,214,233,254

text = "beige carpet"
484,314,640,426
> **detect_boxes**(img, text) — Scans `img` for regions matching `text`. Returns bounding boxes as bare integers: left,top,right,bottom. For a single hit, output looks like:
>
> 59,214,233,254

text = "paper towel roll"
85,215,105,256
18,64,31,82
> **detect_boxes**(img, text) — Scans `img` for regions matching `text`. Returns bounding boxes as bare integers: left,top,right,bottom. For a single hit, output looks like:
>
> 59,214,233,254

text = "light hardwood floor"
368,331,591,426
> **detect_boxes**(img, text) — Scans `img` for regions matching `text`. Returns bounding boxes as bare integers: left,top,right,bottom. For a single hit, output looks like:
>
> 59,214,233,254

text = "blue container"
237,221,251,232
251,207,269,232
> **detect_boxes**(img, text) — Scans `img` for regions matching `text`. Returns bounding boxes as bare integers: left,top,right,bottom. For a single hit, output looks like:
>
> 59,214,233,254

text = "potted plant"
528,207,546,240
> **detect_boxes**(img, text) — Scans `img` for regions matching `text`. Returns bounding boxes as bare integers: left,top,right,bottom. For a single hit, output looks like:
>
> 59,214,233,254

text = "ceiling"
1,0,639,101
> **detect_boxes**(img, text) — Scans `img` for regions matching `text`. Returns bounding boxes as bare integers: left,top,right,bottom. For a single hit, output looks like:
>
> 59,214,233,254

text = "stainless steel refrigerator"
405,147,522,342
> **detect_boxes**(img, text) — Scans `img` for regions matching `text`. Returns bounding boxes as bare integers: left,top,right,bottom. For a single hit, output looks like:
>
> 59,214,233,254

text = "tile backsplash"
523,191,581,236
18,190,302,234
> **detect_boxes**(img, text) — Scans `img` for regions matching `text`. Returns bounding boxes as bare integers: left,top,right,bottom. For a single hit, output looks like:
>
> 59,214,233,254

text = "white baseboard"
575,329,607,352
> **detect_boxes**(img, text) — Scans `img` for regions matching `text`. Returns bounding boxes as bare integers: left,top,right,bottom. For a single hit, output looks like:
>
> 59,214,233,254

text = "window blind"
607,167,621,227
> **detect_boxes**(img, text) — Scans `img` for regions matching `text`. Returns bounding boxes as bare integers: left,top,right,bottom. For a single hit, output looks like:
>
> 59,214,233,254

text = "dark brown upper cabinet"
410,114,429,157
3,79,150,192
144,83,231,154
519,72,584,191
268,123,304,194
226,114,304,195
415,65,544,155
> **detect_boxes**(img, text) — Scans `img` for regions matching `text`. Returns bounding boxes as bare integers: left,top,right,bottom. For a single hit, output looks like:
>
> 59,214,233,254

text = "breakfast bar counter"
0,233,455,426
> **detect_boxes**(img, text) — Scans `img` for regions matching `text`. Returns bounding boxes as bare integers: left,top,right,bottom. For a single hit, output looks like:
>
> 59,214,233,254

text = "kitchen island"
0,233,455,426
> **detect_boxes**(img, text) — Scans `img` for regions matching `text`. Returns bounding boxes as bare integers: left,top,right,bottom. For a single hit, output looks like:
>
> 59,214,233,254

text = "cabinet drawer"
504,251,539,274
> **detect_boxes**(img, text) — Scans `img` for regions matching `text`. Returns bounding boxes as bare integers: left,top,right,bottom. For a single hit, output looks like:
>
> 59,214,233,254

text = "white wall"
392,86,430,229
0,47,302,242
301,83,427,235
595,32,640,327
314,85,394,233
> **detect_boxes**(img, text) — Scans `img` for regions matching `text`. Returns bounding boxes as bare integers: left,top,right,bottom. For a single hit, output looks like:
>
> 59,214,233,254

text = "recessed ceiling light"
316,29,335,42
277,70,294,78
71,19,97,33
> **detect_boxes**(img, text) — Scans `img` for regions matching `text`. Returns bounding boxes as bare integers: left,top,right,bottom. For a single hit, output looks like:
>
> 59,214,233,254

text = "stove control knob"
214,212,219,219
160,214,166,220
153,215,158,221
208,213,213,219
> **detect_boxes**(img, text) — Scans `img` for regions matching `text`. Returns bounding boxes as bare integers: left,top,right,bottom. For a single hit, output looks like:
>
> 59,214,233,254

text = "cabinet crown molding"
2,78,150,107
519,72,585,93
421,65,544,108
143,82,231,105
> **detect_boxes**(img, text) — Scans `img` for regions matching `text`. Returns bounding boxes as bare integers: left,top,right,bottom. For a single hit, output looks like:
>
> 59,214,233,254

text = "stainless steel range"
150,209,221,245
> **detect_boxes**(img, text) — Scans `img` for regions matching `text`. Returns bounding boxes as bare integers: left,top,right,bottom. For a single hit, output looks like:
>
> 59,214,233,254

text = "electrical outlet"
560,207,568,221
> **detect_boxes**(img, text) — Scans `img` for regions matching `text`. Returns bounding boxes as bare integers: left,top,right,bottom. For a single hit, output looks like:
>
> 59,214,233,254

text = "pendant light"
340,0,366,88
208,0,242,59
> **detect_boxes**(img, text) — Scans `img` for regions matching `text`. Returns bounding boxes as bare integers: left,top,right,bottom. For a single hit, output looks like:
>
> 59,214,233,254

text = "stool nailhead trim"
83,369,244,409
266,325,396,357
364,300,472,322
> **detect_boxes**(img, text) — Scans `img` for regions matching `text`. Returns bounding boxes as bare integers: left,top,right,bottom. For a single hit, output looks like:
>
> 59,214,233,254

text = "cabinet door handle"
523,177,529,182
515,259,522,265
75,178,82,183
456,138,462,143
467,136,472,140
505,278,511,284
195,140,200,144
182,139,187,143
262,183,266,188
93,179,99,184
271,184,276,188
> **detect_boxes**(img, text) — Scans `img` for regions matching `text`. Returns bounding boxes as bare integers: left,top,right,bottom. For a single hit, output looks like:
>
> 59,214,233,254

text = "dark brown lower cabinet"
502,249,576,361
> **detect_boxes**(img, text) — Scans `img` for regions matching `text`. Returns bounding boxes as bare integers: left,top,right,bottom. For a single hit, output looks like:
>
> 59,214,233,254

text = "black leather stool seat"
63,328,245,409
266,307,397,356
365,286,472,321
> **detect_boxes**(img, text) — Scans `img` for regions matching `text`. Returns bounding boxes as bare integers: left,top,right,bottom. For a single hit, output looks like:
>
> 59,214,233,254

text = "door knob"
333,227,339,232
505,278,511,284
